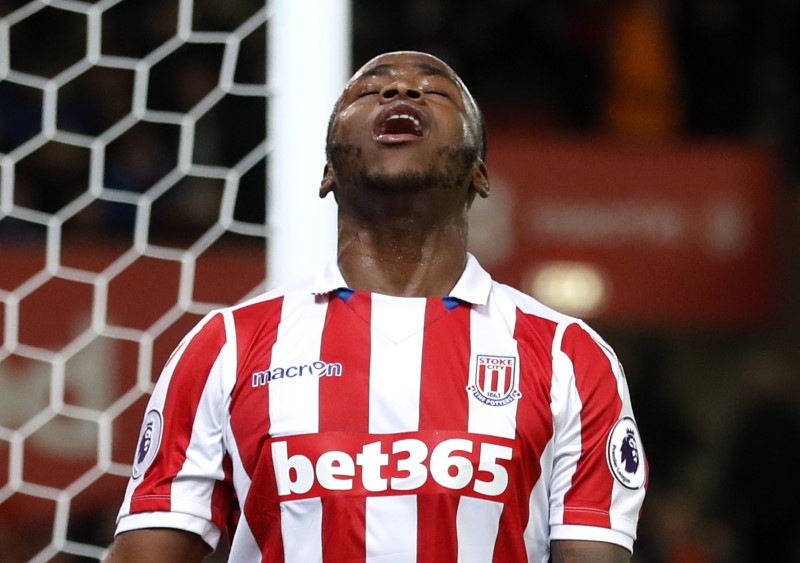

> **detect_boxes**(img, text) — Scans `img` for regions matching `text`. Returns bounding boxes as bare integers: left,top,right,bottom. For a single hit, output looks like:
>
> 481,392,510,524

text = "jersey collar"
311,252,492,306
448,253,492,305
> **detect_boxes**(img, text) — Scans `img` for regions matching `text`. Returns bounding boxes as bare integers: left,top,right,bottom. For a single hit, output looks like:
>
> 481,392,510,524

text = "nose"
379,79,422,102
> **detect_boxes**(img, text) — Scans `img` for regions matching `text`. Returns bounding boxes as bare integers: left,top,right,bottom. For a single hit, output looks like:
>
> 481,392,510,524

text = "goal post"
267,0,346,288
0,0,349,560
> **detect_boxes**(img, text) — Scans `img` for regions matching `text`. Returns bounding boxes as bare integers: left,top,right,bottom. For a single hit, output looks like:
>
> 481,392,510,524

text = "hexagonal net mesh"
0,0,269,560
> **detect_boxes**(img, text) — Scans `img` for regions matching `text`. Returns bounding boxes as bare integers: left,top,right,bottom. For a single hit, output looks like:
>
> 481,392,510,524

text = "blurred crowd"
354,0,800,177
622,337,800,562
1,0,800,561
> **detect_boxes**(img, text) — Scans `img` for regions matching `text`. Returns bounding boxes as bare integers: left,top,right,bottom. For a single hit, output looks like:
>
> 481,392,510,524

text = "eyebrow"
358,62,455,82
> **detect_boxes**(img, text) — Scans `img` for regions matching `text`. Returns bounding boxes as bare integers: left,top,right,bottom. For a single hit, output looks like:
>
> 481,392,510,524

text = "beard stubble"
328,143,479,196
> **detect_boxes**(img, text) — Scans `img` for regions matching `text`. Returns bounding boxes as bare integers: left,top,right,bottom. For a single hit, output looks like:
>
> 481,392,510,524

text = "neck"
336,211,469,297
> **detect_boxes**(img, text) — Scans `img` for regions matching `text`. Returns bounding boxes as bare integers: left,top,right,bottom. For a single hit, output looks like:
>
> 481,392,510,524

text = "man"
105,51,647,562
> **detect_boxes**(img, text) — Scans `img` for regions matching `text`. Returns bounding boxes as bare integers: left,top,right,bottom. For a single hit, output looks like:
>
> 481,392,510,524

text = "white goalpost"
0,0,348,560
267,0,344,288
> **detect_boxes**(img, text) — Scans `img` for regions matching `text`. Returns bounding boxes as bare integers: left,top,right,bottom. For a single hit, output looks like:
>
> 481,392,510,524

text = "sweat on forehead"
349,51,459,84
347,51,480,116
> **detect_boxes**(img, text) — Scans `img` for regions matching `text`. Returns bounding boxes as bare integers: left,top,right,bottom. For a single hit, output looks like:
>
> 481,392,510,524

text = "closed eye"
358,90,379,98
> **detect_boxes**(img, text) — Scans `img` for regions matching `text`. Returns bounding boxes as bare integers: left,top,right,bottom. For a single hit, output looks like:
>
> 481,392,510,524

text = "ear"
319,163,336,199
470,160,490,200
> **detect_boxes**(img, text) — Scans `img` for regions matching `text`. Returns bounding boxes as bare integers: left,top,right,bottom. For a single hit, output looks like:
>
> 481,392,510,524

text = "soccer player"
105,51,647,563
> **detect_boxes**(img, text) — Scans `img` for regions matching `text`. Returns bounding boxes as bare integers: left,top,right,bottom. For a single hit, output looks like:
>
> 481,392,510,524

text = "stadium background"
1,0,799,561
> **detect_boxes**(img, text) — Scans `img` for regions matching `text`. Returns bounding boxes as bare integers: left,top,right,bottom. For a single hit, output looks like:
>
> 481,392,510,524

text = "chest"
228,296,555,477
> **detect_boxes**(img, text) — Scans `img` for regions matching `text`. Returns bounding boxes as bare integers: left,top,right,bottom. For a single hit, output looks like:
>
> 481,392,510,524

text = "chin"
360,168,453,193
370,164,428,180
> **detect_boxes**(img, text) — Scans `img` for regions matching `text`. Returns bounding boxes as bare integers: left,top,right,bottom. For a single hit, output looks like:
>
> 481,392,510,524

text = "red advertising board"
472,135,778,328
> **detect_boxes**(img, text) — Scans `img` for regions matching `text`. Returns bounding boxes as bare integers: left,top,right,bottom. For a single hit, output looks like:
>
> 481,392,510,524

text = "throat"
337,232,467,298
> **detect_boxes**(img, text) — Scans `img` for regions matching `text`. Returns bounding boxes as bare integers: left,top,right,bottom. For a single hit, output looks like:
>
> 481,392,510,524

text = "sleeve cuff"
115,511,222,550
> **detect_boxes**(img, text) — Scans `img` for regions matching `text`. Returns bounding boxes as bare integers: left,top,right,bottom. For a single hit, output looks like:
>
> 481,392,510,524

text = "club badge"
467,355,522,407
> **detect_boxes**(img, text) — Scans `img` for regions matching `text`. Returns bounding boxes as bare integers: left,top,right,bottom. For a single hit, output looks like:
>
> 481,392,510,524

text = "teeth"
388,114,421,128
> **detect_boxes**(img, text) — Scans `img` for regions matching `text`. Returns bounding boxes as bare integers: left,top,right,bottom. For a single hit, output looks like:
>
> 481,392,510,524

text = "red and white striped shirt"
116,254,647,562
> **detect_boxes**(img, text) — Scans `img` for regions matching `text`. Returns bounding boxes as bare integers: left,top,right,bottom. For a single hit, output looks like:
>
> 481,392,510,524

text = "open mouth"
373,103,426,143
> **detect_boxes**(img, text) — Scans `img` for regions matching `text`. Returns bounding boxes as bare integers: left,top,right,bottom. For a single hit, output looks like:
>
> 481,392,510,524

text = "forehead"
348,52,461,88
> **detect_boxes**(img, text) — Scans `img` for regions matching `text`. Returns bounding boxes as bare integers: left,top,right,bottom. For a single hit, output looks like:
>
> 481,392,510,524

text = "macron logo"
252,360,343,387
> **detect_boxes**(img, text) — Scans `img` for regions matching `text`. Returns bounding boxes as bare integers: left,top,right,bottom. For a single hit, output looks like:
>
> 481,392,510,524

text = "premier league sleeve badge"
606,417,646,490
131,409,163,480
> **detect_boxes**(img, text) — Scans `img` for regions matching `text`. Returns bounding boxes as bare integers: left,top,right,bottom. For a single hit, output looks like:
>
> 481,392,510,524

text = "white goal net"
0,0,345,560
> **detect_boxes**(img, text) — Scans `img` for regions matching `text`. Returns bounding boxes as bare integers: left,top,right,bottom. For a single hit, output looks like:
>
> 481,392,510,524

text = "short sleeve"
114,312,235,549
548,322,647,552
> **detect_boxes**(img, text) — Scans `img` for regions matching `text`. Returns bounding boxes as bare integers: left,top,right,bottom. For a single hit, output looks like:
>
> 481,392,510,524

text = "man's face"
326,52,482,195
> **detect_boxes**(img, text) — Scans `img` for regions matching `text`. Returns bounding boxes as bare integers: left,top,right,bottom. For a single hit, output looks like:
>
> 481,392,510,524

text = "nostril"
381,84,423,101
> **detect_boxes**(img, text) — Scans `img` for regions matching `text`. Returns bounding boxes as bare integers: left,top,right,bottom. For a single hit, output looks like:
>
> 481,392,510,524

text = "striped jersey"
115,254,647,562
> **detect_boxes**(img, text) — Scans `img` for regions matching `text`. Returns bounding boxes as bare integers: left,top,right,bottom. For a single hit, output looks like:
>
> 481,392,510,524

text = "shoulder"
488,278,580,327
488,279,618,358
180,277,319,347
234,276,314,309
216,276,317,319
